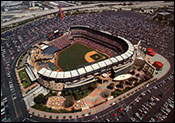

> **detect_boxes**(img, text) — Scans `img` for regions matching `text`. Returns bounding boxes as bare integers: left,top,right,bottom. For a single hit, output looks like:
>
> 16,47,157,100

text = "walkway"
81,85,107,108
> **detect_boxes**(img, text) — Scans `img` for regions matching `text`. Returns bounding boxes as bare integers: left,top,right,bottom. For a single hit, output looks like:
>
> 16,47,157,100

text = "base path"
85,51,98,63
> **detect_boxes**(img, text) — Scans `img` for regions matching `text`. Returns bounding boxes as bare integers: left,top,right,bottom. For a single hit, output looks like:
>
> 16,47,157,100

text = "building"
35,26,136,90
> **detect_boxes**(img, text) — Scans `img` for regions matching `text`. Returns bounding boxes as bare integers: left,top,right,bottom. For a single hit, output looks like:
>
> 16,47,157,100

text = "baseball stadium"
26,25,136,91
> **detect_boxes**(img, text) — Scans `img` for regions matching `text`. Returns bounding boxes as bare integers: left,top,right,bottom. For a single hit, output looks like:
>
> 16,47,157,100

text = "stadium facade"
30,26,136,90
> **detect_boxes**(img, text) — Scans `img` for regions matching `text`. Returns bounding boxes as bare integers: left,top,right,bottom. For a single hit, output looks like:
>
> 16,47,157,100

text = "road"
1,1,173,28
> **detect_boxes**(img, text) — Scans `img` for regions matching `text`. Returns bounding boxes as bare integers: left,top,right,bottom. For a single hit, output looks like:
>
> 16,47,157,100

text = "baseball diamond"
55,43,109,71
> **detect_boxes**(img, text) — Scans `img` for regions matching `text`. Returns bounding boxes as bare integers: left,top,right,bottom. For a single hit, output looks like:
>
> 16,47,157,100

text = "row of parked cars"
130,95,161,122
149,93,174,122
1,96,11,122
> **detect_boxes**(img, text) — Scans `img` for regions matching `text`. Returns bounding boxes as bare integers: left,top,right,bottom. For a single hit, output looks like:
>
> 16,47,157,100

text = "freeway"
1,1,173,28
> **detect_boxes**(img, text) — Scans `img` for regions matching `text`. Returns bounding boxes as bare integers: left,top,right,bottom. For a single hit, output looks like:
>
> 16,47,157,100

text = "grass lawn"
57,43,109,71
18,69,32,89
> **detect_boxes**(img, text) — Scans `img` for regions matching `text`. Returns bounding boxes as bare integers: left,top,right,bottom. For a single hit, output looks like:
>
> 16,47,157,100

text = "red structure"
149,52,156,56
59,4,64,20
147,48,154,53
119,107,123,112
153,61,164,70
49,34,54,37
147,48,156,56
114,113,118,116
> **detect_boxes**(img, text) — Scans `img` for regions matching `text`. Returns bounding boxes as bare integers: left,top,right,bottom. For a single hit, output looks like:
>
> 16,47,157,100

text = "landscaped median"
18,69,32,89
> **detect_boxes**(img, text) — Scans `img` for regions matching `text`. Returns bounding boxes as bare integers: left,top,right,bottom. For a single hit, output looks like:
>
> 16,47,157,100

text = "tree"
119,81,124,86
111,89,123,98
80,85,87,91
136,74,140,78
130,70,135,75
71,107,76,113
100,90,111,98
110,68,115,78
97,78,102,84
107,83,114,90
89,83,96,89
125,81,132,86
111,91,117,97
63,95,74,108
137,67,142,71
34,94,46,104
68,89,72,95
73,89,79,96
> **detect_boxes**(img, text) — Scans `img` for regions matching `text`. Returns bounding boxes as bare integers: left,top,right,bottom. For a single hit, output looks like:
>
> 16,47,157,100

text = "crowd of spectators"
48,32,72,49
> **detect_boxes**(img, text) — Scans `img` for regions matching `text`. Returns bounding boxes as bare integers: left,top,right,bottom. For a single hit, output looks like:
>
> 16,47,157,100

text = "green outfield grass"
18,69,32,89
57,43,109,71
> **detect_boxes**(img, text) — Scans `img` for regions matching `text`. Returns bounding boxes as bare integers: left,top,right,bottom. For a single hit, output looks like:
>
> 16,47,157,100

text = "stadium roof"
38,67,47,75
44,69,52,77
57,72,64,79
126,50,133,57
77,67,86,75
97,61,107,68
91,63,100,70
121,54,128,60
50,71,58,78
43,46,59,55
64,71,72,78
109,57,118,63
84,65,94,73
70,70,79,77
104,59,113,66
40,44,49,50
25,65,37,82
115,55,123,62
117,36,134,52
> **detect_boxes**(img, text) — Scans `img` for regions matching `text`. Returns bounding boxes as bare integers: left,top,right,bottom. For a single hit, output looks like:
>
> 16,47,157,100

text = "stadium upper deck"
37,26,135,81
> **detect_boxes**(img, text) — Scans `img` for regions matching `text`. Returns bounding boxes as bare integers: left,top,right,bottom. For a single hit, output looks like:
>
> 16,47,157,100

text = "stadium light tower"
59,3,64,20
136,40,142,57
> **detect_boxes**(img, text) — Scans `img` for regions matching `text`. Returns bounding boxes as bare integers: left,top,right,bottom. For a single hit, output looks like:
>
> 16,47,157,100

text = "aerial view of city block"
1,1,174,122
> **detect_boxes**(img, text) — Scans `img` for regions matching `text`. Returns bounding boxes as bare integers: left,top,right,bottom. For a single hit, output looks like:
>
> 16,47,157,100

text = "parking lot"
1,10,174,122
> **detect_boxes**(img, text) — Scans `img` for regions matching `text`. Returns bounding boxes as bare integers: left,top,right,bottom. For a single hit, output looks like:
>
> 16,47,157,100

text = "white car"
153,86,158,89
141,92,146,96
146,84,150,87
142,105,149,111
160,109,168,116
149,117,155,122
12,94,16,100
161,115,167,119
169,104,174,109
130,117,136,122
